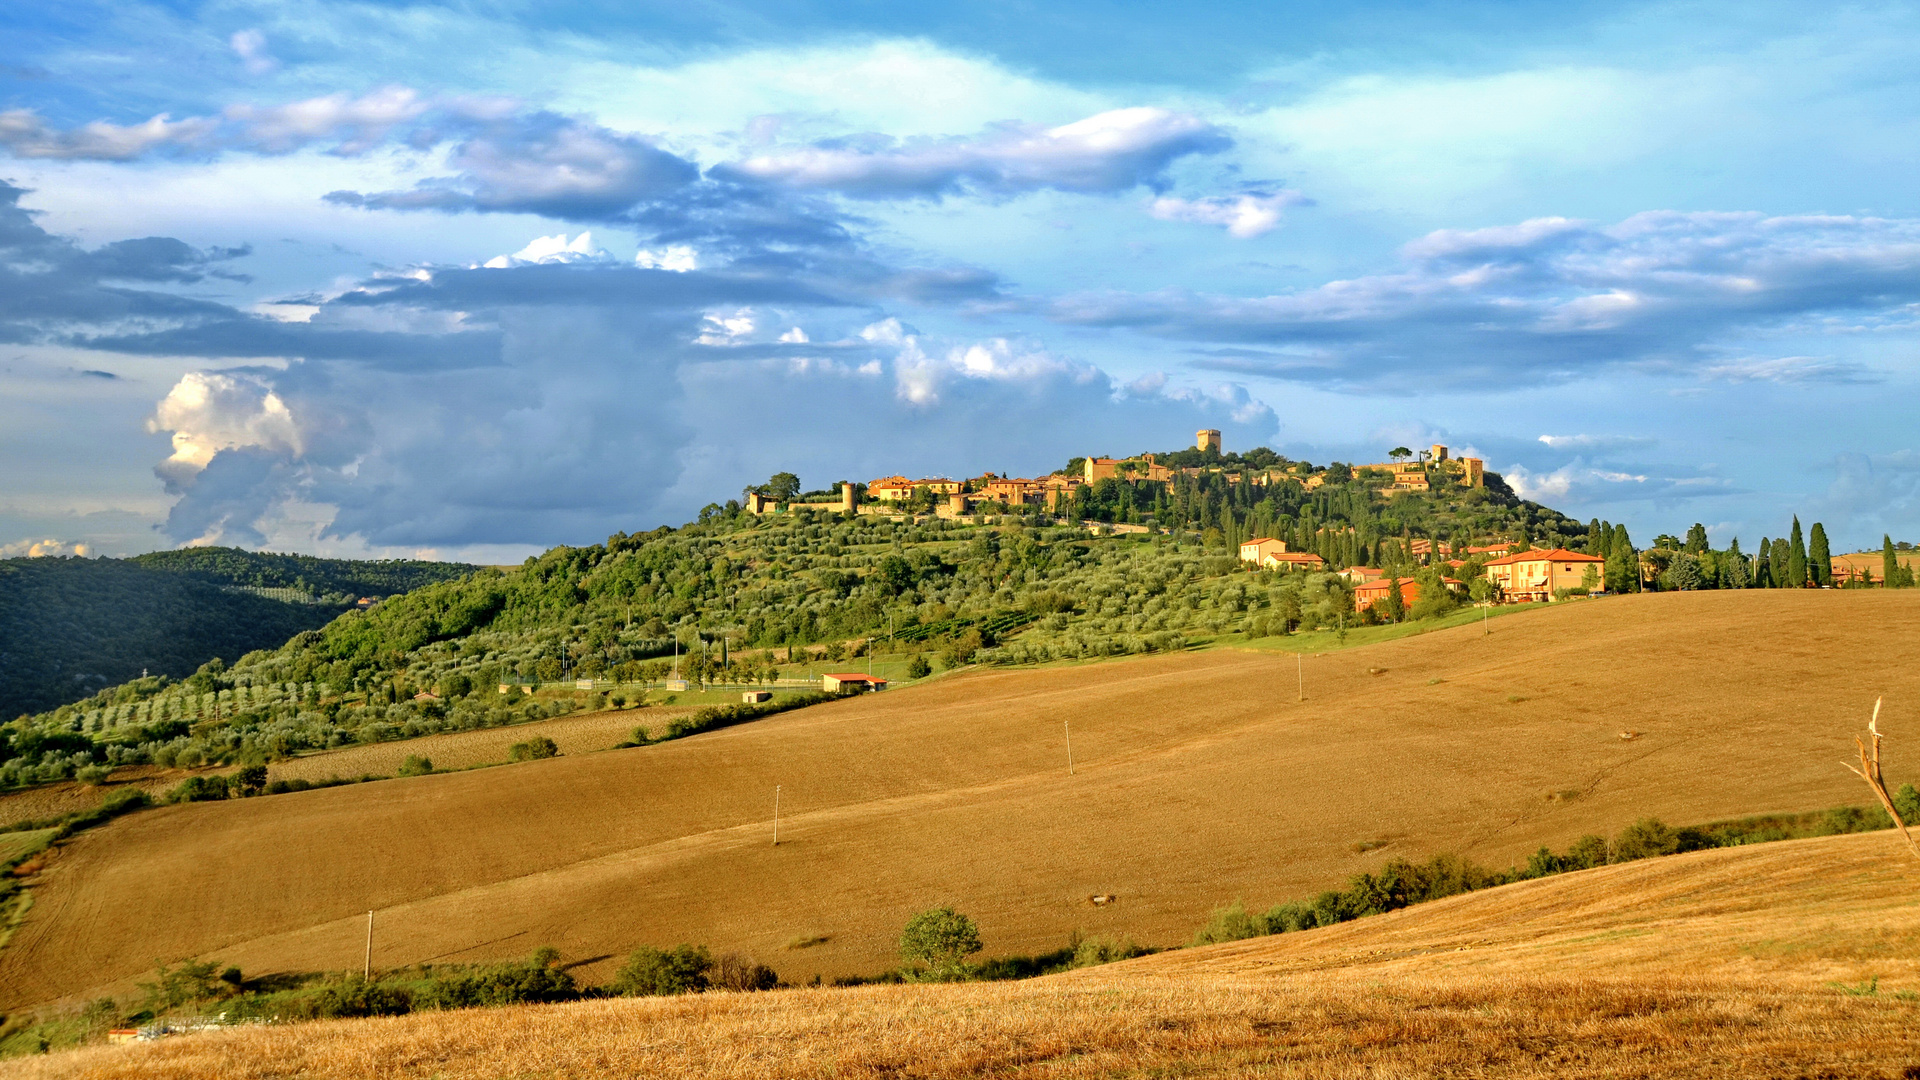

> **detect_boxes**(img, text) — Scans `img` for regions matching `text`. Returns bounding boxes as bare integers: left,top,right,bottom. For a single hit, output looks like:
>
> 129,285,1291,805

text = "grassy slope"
3,590,1915,1014
6,831,1917,1079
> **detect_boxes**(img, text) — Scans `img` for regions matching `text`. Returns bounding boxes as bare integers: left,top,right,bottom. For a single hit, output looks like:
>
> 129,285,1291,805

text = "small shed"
822,673,889,693
742,690,772,703
664,679,690,692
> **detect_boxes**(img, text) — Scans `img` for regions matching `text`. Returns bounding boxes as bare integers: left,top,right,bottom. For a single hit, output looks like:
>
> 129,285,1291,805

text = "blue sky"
4,1,1919,561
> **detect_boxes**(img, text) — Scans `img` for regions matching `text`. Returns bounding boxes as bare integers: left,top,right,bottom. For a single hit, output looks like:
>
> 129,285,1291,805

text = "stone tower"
1196,429,1222,453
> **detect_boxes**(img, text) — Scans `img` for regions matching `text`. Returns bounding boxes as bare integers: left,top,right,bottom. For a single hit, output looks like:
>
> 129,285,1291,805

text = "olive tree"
899,906,982,979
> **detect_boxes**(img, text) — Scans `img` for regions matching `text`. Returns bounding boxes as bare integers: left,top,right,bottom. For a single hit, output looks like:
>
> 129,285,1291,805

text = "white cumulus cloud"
1148,189,1309,238
147,372,302,489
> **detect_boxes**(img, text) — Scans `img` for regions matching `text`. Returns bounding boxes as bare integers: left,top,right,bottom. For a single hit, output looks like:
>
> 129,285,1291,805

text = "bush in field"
416,950,576,1008
137,959,229,1013
1071,935,1149,968
165,774,229,803
1610,818,1680,862
74,764,111,786
907,654,932,679
899,906,982,978
232,763,268,795
507,737,559,762
1190,902,1262,945
291,978,415,1019
709,954,780,992
612,945,713,996
398,755,433,777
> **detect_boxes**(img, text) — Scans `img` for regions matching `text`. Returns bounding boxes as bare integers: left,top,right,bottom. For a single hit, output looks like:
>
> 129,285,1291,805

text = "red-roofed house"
822,673,888,693
1262,551,1325,572
1483,548,1606,603
1353,576,1420,613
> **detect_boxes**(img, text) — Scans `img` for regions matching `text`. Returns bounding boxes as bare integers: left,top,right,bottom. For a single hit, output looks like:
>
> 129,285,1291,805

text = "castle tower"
1196,428,1222,453
840,482,857,514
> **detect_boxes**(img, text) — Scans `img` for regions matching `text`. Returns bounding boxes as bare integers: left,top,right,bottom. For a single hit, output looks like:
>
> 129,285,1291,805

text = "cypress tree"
1771,538,1791,587
1808,523,1832,586
1606,524,1636,593
1754,538,1771,587
1885,535,1900,587
1788,517,1807,587
1723,537,1749,588
1587,518,1605,555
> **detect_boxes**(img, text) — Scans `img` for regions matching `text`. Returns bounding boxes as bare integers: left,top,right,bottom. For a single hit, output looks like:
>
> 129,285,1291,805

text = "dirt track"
3,590,1914,1010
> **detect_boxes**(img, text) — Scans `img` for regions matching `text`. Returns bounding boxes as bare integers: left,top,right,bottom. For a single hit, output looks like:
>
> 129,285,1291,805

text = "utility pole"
363,910,373,981
773,785,781,846
1065,720,1074,775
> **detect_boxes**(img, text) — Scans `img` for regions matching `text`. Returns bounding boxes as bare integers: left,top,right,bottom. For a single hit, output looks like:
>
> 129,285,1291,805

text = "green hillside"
0,550,475,721
0,458,1584,790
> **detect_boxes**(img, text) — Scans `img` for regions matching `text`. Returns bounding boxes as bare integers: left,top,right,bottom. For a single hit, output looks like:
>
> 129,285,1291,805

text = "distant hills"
0,549,476,719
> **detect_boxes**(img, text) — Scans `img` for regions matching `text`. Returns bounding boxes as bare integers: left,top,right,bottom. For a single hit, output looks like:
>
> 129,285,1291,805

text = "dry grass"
7,831,1920,1079
5,590,1920,1016
9,976,1918,1080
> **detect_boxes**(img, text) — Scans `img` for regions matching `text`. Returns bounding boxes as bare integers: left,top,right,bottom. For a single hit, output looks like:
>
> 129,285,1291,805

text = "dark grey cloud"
1050,211,1920,390
0,181,251,343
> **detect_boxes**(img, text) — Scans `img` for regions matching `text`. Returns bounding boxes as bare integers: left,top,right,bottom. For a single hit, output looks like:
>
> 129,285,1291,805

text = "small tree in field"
899,906,982,979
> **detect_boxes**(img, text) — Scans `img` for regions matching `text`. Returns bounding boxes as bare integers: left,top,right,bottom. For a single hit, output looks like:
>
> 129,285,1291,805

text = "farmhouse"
1483,548,1606,603
1238,537,1290,564
822,673,888,693
1262,551,1326,572
1353,577,1420,613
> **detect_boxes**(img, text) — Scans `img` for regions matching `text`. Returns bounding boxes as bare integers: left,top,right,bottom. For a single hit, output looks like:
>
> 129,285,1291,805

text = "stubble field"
1,590,1914,1015
6,829,1918,1078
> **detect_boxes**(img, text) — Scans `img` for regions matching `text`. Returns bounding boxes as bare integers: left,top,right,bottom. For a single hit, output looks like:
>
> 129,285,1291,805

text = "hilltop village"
743,430,1568,613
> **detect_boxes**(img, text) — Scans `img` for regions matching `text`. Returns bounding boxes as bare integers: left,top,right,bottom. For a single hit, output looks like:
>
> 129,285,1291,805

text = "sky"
4,1,1920,563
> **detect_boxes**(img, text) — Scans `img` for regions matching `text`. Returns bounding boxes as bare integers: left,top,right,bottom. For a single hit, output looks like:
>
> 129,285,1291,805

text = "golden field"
5,829,1917,1079
2,589,1916,1017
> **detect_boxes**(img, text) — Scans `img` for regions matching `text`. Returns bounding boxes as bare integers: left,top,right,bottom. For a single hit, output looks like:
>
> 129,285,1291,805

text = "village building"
1262,551,1326,572
1482,548,1606,603
1238,537,1291,564
1352,576,1465,613
1338,565,1386,583
867,476,961,502
821,673,888,693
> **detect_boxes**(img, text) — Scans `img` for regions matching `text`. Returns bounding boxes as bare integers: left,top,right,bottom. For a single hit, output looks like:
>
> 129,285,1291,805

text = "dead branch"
1842,698,1920,863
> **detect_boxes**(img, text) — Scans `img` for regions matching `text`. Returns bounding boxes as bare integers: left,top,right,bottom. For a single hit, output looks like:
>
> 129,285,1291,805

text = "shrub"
907,654,932,679
508,737,559,762
1611,817,1679,862
398,755,433,777
232,764,268,795
1896,783,1920,825
612,945,713,996
1071,935,1149,967
74,764,111,786
165,774,229,803
1562,834,1608,870
290,978,415,1019
417,952,577,1008
899,906,982,977
709,954,779,992
1191,902,1263,945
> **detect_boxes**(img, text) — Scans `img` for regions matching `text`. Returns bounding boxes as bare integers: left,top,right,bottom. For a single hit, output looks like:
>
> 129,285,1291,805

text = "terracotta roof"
1482,547,1605,567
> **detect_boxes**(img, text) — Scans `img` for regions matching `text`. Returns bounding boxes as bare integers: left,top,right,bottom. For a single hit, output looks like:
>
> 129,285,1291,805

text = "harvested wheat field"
7,831,1918,1079
4,590,1918,1014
